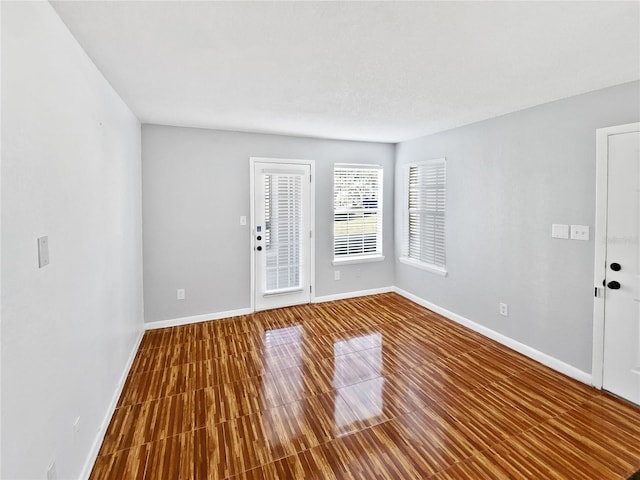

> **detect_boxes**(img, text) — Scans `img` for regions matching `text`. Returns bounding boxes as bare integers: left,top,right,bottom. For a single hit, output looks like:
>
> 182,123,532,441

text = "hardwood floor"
90,293,640,479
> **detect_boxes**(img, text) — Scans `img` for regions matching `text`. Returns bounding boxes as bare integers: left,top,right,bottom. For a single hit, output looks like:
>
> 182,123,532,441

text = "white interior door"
252,160,312,311
602,126,640,405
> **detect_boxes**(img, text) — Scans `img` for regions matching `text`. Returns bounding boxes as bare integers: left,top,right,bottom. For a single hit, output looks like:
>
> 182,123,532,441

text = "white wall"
395,81,640,375
142,125,395,324
1,3,143,479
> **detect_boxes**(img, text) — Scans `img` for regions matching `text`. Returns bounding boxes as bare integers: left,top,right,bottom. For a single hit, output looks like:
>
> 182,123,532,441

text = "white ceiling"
50,1,640,143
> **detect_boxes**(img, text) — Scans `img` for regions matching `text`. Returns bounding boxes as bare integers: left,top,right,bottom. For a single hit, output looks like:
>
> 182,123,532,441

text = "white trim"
312,286,394,303
411,157,447,167
263,287,305,297
80,330,144,480
394,287,592,385
334,163,383,170
144,307,253,330
332,255,385,266
146,286,594,387
251,157,316,166
144,289,396,328
592,122,640,389
399,256,448,276
249,157,316,312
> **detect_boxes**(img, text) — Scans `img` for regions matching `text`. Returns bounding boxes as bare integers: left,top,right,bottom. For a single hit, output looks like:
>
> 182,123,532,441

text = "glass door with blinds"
252,160,313,311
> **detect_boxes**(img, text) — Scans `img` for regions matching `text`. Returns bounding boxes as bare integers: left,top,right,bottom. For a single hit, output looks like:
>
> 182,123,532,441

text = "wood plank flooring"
90,293,640,479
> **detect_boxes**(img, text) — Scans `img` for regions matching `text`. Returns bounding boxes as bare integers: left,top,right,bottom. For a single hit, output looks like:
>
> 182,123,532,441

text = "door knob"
256,246,262,251
257,235,262,241
607,280,621,290
610,263,621,271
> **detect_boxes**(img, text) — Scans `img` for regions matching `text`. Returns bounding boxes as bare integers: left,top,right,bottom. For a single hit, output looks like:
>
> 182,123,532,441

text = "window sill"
399,256,448,276
332,255,385,266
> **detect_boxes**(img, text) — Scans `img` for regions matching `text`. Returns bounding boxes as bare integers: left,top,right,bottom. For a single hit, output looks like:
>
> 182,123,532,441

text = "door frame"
249,157,316,312
592,122,640,388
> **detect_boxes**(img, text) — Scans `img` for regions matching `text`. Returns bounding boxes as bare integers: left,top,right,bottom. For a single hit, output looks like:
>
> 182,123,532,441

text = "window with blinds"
264,173,303,293
401,159,447,275
333,165,383,261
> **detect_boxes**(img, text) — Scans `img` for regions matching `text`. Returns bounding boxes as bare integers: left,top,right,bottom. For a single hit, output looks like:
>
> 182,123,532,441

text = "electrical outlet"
47,459,57,480
240,216,247,226
499,303,509,317
334,271,340,281
177,289,185,300
570,224,589,241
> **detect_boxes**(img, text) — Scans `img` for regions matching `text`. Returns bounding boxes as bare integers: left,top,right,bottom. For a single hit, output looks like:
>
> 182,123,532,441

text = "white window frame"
332,164,384,266
399,158,447,276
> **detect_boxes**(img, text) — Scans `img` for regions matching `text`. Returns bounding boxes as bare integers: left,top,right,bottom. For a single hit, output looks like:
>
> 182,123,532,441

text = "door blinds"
264,173,303,292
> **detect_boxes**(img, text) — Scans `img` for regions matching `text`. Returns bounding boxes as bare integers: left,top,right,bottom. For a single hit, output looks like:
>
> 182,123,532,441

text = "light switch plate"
240,216,247,226
38,236,50,267
551,224,569,239
570,224,589,241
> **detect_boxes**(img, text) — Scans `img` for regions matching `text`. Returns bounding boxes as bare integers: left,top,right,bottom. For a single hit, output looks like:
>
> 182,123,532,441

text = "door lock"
610,262,621,271
256,246,262,251
607,280,621,290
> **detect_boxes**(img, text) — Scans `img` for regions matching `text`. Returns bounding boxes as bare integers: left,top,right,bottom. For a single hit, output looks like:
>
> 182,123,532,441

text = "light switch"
570,225,589,241
551,224,569,239
38,236,50,268
240,216,247,226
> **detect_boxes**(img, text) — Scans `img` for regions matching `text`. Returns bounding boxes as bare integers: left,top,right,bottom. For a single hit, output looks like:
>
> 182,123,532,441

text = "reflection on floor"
90,293,640,479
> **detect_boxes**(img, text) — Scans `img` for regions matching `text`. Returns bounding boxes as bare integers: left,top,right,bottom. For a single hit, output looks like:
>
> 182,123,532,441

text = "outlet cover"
334,271,340,281
570,224,589,241
177,289,186,300
499,303,509,317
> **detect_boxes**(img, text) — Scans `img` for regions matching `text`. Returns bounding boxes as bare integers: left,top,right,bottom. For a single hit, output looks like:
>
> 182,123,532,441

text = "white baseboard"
145,307,253,330
80,328,144,480
141,286,590,384
313,286,395,304
144,289,396,330
393,287,592,386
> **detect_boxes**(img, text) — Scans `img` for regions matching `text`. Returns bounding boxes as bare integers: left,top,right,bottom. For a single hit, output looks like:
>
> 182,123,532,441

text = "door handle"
607,280,621,290
256,246,262,251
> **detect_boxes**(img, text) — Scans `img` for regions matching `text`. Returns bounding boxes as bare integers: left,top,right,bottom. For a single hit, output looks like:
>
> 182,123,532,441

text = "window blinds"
333,166,383,258
264,173,302,292
407,160,446,267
